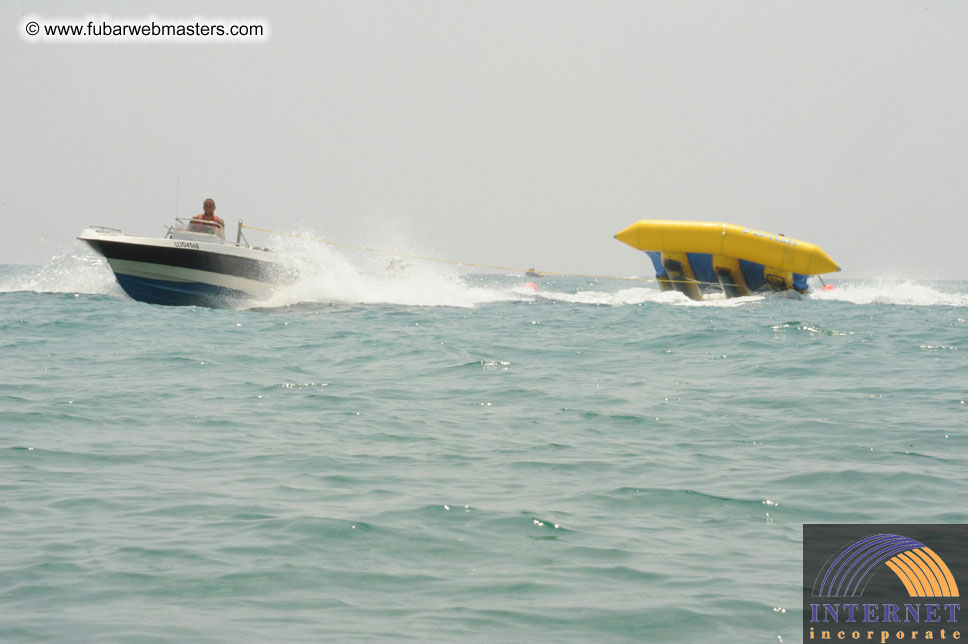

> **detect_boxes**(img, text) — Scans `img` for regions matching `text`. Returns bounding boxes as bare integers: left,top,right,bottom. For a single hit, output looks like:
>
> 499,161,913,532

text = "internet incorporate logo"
803,525,964,643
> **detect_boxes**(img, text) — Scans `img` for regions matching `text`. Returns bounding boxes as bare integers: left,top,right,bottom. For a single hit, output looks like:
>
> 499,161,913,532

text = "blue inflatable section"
686,253,715,285
643,252,810,294
115,274,249,307
739,259,767,291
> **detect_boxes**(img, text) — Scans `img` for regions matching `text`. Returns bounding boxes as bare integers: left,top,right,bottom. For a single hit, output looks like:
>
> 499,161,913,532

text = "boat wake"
4,238,966,310
242,266,968,309
532,286,769,307
253,236,519,309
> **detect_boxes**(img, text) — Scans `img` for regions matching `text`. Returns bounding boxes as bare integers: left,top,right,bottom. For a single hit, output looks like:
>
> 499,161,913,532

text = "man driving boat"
189,198,225,238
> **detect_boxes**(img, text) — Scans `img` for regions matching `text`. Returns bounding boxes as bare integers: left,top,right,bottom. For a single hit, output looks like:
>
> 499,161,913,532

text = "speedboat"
79,218,293,307
615,219,840,300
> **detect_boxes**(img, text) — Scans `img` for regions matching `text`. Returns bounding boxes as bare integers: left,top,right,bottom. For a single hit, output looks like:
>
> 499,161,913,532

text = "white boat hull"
78,228,290,307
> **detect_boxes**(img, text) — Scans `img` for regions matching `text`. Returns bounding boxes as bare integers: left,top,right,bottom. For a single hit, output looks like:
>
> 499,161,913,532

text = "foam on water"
0,247,121,296
251,236,968,309
259,235,521,308
496,277,968,309
810,280,968,307
529,286,756,307
4,234,967,311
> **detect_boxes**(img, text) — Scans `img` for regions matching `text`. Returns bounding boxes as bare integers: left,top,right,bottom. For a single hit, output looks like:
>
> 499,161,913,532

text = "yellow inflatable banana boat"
615,220,840,301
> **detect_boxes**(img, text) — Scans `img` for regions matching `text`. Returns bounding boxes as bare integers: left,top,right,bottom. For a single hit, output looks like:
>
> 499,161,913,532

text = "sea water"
1,242,966,643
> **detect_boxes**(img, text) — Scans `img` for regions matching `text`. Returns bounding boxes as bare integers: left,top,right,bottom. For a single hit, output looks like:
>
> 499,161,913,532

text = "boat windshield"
171,217,225,241
186,218,224,238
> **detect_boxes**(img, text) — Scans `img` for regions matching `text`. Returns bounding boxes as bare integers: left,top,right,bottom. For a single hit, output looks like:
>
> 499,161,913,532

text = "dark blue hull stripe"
115,274,252,307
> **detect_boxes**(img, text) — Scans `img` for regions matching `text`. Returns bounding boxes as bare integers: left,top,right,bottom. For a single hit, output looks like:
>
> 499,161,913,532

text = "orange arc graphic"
885,559,919,597
898,551,941,596
922,547,960,597
912,548,951,596
886,548,960,597
888,555,928,597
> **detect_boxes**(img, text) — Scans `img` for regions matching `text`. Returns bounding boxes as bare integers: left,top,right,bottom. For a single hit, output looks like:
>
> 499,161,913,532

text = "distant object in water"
524,282,538,292
78,219,293,308
525,268,543,278
614,220,840,301
385,257,410,276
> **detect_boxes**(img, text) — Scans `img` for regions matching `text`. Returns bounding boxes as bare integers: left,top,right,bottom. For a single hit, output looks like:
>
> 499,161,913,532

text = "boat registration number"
173,241,200,249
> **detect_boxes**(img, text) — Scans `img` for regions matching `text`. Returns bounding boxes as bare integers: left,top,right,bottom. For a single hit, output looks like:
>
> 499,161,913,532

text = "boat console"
168,217,226,243
165,218,260,249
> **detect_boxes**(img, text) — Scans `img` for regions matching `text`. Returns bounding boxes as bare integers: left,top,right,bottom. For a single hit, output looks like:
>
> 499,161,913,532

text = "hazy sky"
4,1,967,279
